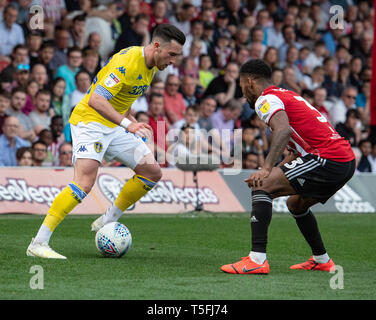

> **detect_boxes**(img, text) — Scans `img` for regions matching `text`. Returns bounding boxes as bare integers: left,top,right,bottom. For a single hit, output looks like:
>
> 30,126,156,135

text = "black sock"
251,190,273,253
292,210,326,256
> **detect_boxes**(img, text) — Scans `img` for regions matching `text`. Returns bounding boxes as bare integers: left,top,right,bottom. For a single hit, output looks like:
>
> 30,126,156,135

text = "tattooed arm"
264,110,292,171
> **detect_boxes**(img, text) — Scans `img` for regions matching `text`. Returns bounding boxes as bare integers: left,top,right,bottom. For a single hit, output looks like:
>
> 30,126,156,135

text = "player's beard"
246,91,257,110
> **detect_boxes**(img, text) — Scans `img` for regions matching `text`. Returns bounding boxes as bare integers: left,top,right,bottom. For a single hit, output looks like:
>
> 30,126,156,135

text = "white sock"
249,251,267,265
34,225,52,244
313,253,330,263
102,203,124,225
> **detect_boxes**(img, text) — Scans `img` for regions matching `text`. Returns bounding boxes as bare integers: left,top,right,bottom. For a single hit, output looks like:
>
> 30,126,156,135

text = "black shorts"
280,154,355,203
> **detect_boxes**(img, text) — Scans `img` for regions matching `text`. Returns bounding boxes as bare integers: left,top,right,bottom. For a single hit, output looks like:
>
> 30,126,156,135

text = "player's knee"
149,166,162,182
286,197,307,216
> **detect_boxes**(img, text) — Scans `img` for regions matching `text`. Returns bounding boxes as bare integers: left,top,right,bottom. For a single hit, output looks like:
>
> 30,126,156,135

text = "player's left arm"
264,110,292,172
245,110,291,188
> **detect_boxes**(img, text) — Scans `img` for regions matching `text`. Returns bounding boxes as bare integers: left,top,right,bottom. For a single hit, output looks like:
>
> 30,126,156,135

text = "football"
95,222,132,258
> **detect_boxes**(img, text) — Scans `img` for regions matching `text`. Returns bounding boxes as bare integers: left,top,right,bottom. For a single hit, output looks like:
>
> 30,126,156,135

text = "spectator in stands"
213,32,234,70
80,49,99,81
70,70,91,108
38,128,54,166
265,13,284,50
329,86,358,127
335,109,361,148
26,31,42,62
278,46,303,82
225,0,247,29
29,89,52,134
181,76,199,108
305,40,327,73
171,105,200,133
84,32,102,74
0,90,10,135
198,54,215,90
135,111,149,124
30,41,55,82
147,92,169,166
163,74,186,125
14,63,31,90
49,28,70,70
271,68,283,87
198,96,216,132
368,143,376,173
68,14,86,49
115,13,150,53
0,44,29,83
243,151,263,170
0,116,30,166
356,80,370,127
58,142,73,167
0,4,25,60
301,66,325,91
148,0,169,33
183,20,206,58
7,87,35,142
322,57,341,98
21,79,38,115
210,98,242,146
280,65,301,94
203,62,242,107
16,146,33,166
54,46,82,96
118,0,141,31
353,32,373,64
356,139,372,173
313,87,330,121
50,77,70,126
278,25,302,63
296,17,315,50
168,124,197,168
168,3,195,36
263,46,279,71
31,140,48,166
30,63,48,90
348,56,363,92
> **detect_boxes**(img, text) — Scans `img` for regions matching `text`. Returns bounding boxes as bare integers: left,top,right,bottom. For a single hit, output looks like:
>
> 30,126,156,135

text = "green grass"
0,213,375,300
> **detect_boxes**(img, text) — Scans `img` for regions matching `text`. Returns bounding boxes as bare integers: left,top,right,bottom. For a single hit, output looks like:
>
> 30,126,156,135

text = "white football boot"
26,238,67,259
91,215,104,232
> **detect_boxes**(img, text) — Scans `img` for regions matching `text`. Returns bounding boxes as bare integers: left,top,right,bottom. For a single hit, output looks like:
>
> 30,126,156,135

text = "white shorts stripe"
287,162,321,180
284,159,316,178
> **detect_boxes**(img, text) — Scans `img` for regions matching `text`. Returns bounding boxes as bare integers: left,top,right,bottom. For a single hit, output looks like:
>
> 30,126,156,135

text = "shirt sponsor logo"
104,73,120,88
260,99,270,114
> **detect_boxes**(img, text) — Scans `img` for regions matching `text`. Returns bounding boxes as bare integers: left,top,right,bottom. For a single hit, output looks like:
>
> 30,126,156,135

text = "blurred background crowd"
0,0,375,173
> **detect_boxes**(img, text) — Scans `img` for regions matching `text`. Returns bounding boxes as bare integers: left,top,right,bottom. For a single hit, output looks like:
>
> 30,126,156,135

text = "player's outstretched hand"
127,122,153,139
244,167,271,188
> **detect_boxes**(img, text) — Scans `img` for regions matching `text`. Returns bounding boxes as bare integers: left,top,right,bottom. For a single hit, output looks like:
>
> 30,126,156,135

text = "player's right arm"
88,92,152,138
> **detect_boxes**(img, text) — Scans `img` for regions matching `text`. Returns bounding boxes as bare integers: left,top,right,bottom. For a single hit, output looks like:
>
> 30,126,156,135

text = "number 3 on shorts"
284,157,304,169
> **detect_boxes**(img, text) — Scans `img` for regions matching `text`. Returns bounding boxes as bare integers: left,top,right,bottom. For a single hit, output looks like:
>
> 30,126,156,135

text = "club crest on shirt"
104,73,120,88
94,142,103,153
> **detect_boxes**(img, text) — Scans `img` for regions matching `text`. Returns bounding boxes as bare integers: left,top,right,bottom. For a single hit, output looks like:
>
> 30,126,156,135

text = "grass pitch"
0,212,375,300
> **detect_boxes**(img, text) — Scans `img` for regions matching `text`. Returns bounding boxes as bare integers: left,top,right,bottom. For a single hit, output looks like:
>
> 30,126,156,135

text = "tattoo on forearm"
265,129,291,168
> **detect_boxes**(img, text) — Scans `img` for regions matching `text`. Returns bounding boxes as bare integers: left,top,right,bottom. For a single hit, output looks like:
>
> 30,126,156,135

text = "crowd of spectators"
0,0,375,173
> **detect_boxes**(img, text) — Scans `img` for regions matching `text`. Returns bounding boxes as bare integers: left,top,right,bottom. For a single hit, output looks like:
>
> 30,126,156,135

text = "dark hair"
149,92,164,102
358,139,371,148
32,140,48,149
68,46,82,57
152,24,186,46
36,89,52,98
346,108,360,119
239,59,272,80
16,147,32,161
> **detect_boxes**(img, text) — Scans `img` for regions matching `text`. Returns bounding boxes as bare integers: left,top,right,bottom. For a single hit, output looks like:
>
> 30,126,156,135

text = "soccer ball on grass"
95,222,132,258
